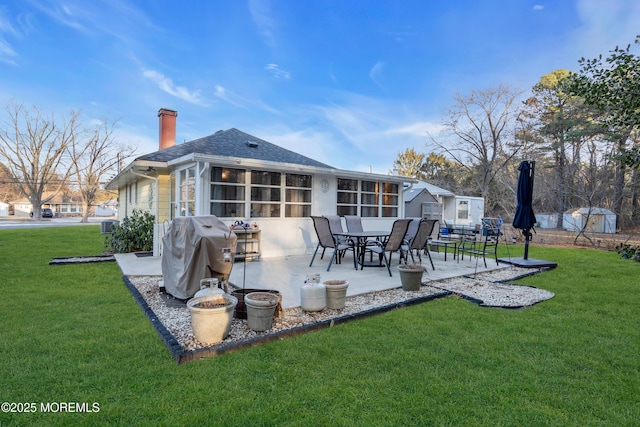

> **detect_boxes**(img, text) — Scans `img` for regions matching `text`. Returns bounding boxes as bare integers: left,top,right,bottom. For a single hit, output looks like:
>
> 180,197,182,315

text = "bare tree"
68,119,134,223
431,85,524,199
0,102,82,220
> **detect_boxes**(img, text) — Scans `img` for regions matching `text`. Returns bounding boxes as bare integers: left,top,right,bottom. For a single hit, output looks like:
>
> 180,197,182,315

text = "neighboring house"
0,201,9,216
10,191,83,217
404,181,485,227
95,200,118,217
106,108,415,257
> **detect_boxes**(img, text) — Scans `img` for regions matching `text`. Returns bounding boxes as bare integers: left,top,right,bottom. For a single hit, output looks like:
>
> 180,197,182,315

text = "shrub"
615,243,640,262
105,209,155,253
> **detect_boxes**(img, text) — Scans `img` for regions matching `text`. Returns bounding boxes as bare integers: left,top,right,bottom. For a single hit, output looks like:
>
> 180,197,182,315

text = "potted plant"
322,280,350,309
187,293,238,345
244,292,280,332
397,263,427,291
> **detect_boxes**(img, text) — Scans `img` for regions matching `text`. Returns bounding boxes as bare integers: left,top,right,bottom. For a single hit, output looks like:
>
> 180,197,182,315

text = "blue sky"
1,0,639,174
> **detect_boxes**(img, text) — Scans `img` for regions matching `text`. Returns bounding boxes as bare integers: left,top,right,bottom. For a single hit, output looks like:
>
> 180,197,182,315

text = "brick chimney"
158,108,178,150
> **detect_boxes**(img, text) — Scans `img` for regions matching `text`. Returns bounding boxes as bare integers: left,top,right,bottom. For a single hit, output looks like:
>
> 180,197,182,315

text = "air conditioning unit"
100,219,119,234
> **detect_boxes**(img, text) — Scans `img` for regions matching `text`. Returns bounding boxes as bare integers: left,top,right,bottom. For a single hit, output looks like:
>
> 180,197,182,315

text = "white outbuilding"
562,207,616,234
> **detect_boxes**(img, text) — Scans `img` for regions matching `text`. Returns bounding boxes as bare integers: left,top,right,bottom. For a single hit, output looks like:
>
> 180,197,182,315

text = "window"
178,167,196,216
361,180,379,217
285,173,312,217
457,200,469,220
210,167,245,217
169,173,176,219
337,178,358,216
338,178,400,218
381,182,399,217
251,170,281,217
208,167,312,218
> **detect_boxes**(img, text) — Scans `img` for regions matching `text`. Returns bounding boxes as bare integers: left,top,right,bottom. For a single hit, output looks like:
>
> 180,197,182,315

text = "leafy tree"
392,148,425,179
523,69,603,226
570,35,640,223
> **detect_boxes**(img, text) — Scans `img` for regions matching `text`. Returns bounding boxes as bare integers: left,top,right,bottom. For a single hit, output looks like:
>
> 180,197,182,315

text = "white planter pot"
187,293,237,345
322,280,349,310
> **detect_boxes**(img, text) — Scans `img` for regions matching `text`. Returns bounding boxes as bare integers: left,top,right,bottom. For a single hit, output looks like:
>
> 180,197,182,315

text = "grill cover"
161,216,237,300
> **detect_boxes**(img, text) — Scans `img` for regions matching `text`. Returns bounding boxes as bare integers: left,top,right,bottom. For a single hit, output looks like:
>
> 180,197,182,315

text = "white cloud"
142,69,206,106
0,39,16,64
214,84,245,108
369,61,385,89
248,0,278,48
532,5,544,11
265,63,291,79
0,9,18,64
571,0,640,58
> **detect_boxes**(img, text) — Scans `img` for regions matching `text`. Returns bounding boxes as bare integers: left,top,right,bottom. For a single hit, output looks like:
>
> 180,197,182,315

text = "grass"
0,226,639,426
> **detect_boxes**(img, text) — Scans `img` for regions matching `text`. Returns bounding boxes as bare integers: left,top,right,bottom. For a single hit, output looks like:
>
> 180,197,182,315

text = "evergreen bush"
105,209,155,253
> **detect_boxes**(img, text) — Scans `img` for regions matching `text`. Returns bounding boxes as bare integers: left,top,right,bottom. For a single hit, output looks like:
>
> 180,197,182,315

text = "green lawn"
0,226,639,426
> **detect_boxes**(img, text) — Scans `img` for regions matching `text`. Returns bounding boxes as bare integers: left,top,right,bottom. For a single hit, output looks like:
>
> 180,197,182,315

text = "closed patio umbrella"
501,160,557,268
513,160,537,259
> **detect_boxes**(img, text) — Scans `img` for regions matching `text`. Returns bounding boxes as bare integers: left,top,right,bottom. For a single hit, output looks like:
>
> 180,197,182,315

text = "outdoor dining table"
334,230,391,269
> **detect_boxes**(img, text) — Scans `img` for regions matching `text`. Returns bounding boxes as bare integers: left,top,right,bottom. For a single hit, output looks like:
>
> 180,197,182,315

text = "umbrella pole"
523,229,531,260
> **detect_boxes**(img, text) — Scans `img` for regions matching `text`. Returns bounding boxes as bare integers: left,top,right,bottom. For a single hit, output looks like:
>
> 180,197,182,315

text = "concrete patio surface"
115,250,511,309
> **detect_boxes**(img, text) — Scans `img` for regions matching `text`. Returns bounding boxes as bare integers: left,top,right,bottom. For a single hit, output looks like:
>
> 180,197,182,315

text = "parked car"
31,209,54,218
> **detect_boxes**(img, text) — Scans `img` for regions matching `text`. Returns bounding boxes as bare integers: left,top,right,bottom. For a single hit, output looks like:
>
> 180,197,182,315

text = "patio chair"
400,218,421,263
324,214,349,245
345,215,378,249
402,219,436,270
309,216,356,271
344,215,364,232
360,218,411,276
457,220,501,268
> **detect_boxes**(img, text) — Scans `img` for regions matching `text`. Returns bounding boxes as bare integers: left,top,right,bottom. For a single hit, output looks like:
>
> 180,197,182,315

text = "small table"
334,231,390,269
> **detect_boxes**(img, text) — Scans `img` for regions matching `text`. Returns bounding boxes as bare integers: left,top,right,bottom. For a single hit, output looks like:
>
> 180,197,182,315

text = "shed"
562,207,616,233
536,213,558,229
0,201,9,216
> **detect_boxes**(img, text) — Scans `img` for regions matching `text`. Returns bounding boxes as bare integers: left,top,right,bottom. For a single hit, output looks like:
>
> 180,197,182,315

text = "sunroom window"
210,167,246,217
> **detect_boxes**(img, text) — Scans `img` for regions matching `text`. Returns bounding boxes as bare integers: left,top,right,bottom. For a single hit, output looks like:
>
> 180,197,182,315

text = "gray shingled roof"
137,128,333,169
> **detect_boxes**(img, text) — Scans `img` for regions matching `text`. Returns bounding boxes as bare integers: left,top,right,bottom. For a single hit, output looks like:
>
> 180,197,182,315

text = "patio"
115,249,511,308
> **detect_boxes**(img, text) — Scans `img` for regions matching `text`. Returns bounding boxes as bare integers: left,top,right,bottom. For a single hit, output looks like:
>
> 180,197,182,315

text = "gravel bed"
127,267,553,352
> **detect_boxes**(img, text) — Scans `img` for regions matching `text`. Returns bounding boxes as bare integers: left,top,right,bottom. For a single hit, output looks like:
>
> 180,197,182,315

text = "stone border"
123,267,554,363
123,275,452,363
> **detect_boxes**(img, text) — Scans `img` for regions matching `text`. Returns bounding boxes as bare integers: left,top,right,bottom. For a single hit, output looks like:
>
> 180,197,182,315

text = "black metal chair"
457,219,501,268
309,216,356,271
360,218,411,276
